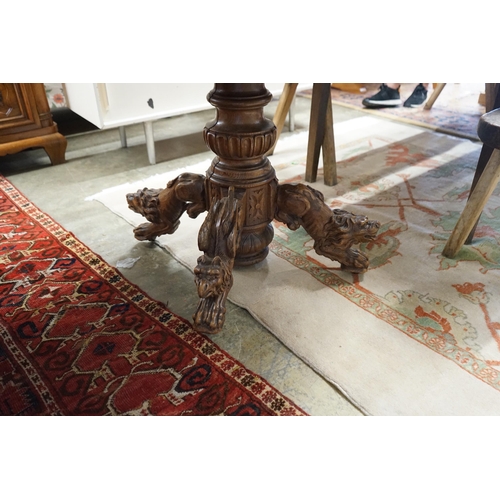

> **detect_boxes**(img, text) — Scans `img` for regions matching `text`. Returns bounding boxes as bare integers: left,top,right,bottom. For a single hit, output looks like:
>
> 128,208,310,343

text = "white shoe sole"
363,98,402,107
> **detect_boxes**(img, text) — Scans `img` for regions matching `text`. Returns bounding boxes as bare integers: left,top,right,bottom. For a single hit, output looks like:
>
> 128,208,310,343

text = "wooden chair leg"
424,83,446,110
268,83,298,155
442,148,500,258
305,83,331,183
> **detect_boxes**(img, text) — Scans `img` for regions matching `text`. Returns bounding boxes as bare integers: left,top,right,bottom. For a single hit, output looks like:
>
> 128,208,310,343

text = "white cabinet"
63,83,310,164
64,83,215,129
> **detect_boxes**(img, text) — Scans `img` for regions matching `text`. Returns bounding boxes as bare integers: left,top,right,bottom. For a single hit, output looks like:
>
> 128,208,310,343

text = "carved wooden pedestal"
127,84,380,334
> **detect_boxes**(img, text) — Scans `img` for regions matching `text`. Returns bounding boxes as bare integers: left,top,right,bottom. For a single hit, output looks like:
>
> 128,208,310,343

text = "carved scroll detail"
126,173,207,241
275,183,380,273
193,188,244,334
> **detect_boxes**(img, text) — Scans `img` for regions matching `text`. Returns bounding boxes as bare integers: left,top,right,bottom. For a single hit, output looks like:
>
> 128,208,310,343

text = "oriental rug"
90,116,500,415
300,83,484,142
0,177,306,416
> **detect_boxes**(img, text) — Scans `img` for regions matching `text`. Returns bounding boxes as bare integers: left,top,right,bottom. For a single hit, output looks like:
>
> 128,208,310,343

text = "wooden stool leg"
442,148,500,258
288,95,296,132
268,83,298,155
306,83,331,183
464,144,495,243
464,85,500,243
424,83,446,110
322,96,337,186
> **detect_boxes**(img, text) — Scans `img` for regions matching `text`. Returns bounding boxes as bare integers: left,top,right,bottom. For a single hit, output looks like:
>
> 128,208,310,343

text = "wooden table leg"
204,84,278,267
126,83,378,334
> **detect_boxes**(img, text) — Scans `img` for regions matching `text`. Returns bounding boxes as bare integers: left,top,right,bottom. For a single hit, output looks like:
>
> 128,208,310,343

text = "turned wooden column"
203,84,278,266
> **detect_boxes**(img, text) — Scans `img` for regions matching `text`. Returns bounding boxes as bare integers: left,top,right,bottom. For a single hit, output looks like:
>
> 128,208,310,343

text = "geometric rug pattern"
0,176,306,416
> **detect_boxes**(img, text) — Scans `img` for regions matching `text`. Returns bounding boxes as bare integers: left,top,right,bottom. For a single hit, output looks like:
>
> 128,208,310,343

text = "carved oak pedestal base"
126,84,380,334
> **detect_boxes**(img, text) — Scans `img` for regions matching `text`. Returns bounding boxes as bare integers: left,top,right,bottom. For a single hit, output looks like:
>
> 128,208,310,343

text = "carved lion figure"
126,173,207,241
193,255,232,334
192,188,243,334
275,183,380,273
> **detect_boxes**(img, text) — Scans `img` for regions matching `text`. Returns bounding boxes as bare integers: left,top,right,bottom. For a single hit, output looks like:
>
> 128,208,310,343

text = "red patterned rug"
0,176,306,416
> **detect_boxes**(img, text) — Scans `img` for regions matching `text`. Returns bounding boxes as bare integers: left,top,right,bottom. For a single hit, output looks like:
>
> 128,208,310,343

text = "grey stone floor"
0,93,373,416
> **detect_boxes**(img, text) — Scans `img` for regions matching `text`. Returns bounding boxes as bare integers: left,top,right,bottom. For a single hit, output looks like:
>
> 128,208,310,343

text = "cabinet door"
0,84,41,135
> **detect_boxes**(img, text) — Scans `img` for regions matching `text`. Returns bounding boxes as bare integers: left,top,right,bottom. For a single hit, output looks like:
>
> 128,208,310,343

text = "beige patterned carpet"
89,115,500,415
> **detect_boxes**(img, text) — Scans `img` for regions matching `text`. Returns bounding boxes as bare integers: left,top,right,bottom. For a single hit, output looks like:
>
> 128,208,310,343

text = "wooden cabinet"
0,83,66,165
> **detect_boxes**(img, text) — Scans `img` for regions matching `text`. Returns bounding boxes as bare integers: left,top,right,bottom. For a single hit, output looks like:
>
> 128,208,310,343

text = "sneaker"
362,84,402,108
403,83,428,108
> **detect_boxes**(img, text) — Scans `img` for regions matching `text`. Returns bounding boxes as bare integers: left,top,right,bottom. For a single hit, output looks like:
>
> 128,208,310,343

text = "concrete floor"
0,93,375,416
